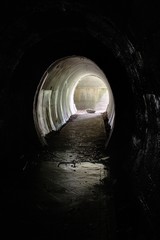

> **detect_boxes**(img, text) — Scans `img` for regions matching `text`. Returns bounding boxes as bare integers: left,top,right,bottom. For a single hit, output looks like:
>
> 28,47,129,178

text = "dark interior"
1,1,160,239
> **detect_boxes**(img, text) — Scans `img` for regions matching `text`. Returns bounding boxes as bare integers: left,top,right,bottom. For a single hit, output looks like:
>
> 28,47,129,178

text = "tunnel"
33,55,115,145
1,1,160,240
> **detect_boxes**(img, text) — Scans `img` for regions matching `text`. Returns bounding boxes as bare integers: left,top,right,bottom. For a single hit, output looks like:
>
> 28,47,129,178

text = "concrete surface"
2,111,116,240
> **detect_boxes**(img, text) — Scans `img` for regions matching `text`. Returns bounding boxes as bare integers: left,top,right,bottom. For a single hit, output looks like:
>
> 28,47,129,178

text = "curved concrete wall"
1,1,160,237
33,56,115,145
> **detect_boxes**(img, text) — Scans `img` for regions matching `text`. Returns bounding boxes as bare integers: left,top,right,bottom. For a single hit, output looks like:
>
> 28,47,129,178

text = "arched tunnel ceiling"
1,1,160,236
33,56,115,145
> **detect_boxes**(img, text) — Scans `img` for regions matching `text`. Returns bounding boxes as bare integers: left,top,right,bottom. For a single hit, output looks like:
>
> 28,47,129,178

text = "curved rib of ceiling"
33,56,115,146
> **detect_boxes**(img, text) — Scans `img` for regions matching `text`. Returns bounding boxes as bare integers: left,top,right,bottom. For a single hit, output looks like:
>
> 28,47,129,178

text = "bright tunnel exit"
74,76,109,112
33,55,115,145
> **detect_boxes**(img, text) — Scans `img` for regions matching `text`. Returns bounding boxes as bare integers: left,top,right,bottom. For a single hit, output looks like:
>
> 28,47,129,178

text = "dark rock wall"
1,0,160,237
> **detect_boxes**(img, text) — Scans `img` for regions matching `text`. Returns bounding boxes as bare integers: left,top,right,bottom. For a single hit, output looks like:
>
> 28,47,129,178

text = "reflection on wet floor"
33,111,116,240
46,111,110,163
25,161,113,240
2,111,116,240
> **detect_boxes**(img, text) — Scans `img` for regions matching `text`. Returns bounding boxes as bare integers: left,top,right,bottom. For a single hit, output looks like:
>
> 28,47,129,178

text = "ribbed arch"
33,55,115,145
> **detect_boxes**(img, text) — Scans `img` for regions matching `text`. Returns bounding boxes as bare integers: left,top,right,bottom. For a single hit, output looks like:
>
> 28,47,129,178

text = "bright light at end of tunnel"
74,76,109,113
33,55,115,145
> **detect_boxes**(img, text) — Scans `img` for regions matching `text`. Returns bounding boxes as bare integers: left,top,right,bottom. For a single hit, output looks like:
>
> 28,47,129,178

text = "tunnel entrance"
33,55,115,147
31,55,116,240
2,1,159,239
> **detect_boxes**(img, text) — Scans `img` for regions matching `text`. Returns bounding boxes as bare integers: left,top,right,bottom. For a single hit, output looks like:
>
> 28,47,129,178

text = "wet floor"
2,111,116,240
